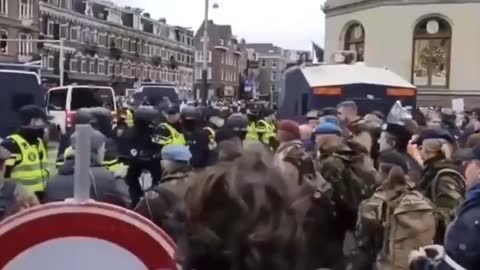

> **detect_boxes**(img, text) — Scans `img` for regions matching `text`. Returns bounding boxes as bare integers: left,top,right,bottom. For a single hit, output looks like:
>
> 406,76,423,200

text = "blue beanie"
161,145,192,162
315,122,342,136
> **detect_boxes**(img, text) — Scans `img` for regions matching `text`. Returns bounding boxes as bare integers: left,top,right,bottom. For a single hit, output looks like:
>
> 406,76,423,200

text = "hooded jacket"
44,158,130,207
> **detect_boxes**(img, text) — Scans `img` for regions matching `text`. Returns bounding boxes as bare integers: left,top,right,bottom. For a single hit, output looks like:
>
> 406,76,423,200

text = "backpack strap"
431,168,465,203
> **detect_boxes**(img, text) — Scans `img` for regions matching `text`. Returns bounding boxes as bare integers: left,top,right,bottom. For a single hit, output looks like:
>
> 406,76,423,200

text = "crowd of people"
1,99,480,270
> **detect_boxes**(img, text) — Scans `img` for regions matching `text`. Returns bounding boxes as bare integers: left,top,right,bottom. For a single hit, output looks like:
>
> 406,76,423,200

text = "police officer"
121,106,163,207
2,105,53,199
56,108,122,174
155,103,186,146
257,108,278,149
246,106,260,141
181,105,212,169
203,107,224,151
0,145,39,220
89,107,122,173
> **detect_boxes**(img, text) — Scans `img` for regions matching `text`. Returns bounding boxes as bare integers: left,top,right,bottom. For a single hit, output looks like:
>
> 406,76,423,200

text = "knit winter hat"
277,120,301,142
314,122,342,136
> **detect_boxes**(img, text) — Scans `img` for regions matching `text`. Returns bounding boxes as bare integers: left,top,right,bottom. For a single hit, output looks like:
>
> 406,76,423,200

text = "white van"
46,85,117,134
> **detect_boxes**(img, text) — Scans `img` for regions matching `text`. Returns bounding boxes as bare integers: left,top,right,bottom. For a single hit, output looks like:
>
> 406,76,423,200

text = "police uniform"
2,134,50,194
257,119,277,146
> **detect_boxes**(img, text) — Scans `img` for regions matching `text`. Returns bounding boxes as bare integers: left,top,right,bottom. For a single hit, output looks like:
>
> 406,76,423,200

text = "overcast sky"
113,0,326,50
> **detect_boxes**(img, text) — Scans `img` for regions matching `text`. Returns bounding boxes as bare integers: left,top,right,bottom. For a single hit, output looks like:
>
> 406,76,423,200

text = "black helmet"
181,105,201,120
134,107,158,123
19,105,50,126
226,113,248,131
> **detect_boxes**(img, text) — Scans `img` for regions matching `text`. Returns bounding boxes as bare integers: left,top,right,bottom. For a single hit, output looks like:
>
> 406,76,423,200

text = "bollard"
73,124,92,203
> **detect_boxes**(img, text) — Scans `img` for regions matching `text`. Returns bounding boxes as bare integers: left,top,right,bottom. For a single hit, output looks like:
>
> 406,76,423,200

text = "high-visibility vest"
8,134,50,193
204,127,217,150
125,109,134,128
57,146,122,174
246,122,258,141
258,120,276,144
156,123,186,146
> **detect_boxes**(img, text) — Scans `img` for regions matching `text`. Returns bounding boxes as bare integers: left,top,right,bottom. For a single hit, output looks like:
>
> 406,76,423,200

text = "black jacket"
44,158,130,207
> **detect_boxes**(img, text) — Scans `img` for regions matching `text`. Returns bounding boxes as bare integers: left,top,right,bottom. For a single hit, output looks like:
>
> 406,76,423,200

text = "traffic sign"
0,201,177,270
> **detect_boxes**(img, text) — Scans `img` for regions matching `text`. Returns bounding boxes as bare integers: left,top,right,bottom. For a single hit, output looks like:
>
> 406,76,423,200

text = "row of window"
194,68,212,81
0,29,32,55
0,0,33,19
343,16,451,88
42,18,194,65
260,59,278,69
221,70,238,83
221,52,238,67
195,51,212,62
42,54,193,83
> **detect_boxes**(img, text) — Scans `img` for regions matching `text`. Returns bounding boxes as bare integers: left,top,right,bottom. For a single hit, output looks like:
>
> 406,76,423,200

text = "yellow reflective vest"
156,123,186,146
246,122,258,141
125,109,134,128
57,146,123,174
258,120,276,145
7,134,50,193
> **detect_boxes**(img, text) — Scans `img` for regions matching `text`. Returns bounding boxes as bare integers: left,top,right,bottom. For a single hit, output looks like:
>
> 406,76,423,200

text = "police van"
46,85,117,134
279,63,417,119
0,70,45,138
135,82,180,106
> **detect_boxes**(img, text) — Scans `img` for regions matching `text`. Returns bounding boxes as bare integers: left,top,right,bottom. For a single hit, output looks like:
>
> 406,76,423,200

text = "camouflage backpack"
325,141,378,212
358,187,436,270
281,142,317,185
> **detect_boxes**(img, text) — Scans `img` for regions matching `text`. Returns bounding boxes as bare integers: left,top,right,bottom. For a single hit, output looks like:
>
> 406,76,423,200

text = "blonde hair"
422,138,453,159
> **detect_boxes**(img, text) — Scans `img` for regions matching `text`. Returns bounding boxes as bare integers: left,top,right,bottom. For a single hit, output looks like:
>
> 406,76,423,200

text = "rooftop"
246,43,283,55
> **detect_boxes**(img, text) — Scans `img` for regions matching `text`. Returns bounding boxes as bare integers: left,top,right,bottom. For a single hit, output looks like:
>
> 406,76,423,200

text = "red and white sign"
0,201,177,270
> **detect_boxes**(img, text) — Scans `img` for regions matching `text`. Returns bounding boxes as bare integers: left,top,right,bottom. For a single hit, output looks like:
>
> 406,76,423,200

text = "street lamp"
200,1,219,105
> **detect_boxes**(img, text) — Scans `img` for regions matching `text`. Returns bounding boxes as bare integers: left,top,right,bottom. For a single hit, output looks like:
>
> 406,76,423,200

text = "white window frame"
115,62,121,76
271,84,276,92
0,28,8,54
150,69,155,80
82,28,90,44
47,20,55,37
207,67,212,80
130,65,136,78
271,71,277,81
92,30,98,44
0,0,8,16
19,0,33,19
90,58,96,74
18,32,32,56
109,35,115,47
143,67,148,79
47,54,54,70
107,61,113,76
70,57,77,72
123,38,129,51
70,26,79,42
219,39,224,46
60,23,69,39
98,33,107,47
81,58,87,73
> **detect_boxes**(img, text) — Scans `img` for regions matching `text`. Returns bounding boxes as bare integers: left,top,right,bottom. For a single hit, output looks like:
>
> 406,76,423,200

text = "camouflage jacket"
418,157,466,244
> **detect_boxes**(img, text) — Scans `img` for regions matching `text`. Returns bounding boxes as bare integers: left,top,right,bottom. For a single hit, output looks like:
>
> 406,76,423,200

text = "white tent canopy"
301,64,415,89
